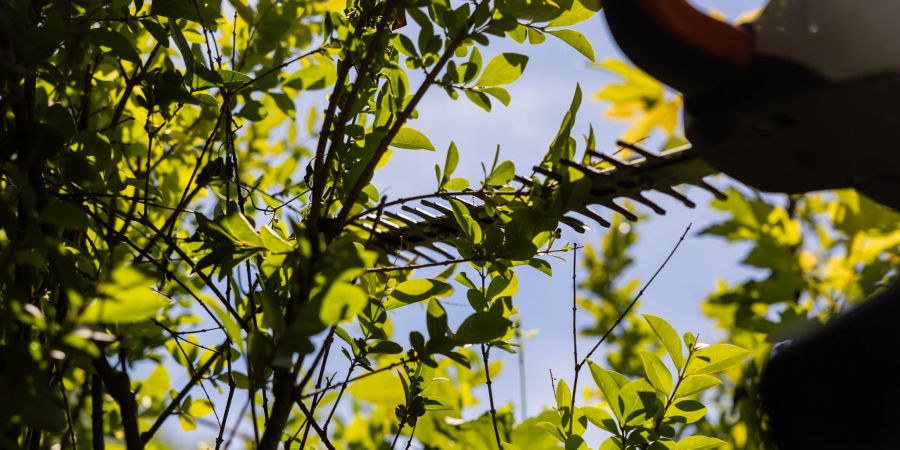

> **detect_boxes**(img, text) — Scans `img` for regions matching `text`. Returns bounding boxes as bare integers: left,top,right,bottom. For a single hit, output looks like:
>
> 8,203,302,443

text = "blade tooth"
698,179,728,201
351,221,378,234
402,205,438,221
601,201,639,222
560,158,603,176
421,199,454,216
631,193,666,215
514,175,534,186
615,140,661,161
575,207,611,228
408,247,437,263
402,204,458,234
383,210,418,226
454,197,481,210
560,215,590,234
424,243,455,259
378,218,402,230
392,251,413,263
587,150,631,170
658,186,697,208
533,165,562,181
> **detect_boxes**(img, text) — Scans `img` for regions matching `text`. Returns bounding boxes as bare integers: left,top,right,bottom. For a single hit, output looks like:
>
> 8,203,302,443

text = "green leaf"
192,92,218,106
665,399,707,424
369,340,404,354
536,421,566,442
444,178,470,191
548,0,603,27
81,267,169,323
223,212,264,248
141,365,170,400
476,53,529,87
599,438,624,450
187,399,214,417
179,414,197,432
228,0,255,22
444,142,460,179
487,160,515,186
454,312,511,344
151,0,220,22
391,127,435,151
289,62,337,90
683,332,697,350
426,299,449,339
685,344,750,376
547,29,595,62
87,29,141,63
581,406,617,433
617,378,661,426
676,436,727,450
464,89,492,112
260,225,292,253
555,379,572,411
588,362,622,421
386,278,453,310
640,351,672,393
482,87,511,106
169,21,194,82
644,314,684,370
217,69,252,85
449,199,483,243
347,368,405,404
141,19,170,46
319,282,367,323
197,294,243,350
674,375,721,398
259,290,286,336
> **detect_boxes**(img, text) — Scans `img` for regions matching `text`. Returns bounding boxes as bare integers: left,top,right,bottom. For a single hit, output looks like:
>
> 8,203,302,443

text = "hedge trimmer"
362,1,899,448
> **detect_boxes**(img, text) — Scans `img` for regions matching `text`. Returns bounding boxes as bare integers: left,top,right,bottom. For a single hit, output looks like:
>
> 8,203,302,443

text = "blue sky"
163,1,773,446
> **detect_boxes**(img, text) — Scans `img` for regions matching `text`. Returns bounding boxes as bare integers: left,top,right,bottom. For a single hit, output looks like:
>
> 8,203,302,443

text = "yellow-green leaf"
640,351,672,393
547,29,595,62
319,282,367,323
391,127,435,151
644,314,684,370
81,267,169,323
476,53,529,87
685,344,750,376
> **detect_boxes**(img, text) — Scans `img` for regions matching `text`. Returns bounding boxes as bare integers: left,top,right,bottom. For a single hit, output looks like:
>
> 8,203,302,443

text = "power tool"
601,1,900,448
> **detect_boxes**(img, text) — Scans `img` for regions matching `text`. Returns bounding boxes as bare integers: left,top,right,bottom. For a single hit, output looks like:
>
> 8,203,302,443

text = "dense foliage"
1,0,897,449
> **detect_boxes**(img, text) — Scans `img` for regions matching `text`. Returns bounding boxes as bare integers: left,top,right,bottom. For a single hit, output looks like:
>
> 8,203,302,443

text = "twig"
482,344,503,449
568,244,581,433
140,339,229,444
295,400,337,450
298,357,415,399
580,224,691,366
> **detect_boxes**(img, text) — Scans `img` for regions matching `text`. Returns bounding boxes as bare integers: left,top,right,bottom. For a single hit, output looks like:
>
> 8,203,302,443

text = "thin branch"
296,399,337,450
568,244,581,434
580,224,692,366
298,357,415,399
140,339,229,444
481,344,503,449
91,374,105,450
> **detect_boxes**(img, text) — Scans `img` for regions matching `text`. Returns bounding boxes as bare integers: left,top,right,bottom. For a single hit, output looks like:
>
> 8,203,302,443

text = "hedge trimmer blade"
357,143,722,261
